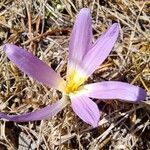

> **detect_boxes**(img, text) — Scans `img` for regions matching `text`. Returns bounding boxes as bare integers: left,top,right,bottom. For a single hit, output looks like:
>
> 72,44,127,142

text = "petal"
0,99,68,122
81,81,147,102
3,44,65,91
70,94,100,127
81,23,119,77
67,8,92,76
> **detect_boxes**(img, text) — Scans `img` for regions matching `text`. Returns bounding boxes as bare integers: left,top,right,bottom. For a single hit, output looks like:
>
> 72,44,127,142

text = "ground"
0,0,150,149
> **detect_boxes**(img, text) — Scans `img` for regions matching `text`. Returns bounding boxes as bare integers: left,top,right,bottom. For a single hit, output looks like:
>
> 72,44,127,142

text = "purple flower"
1,8,146,127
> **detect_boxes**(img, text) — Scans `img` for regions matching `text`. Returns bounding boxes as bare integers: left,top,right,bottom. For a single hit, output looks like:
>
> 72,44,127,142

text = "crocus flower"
0,8,146,127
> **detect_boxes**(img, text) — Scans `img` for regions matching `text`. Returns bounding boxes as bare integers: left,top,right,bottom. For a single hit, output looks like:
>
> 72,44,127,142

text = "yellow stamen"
65,71,86,94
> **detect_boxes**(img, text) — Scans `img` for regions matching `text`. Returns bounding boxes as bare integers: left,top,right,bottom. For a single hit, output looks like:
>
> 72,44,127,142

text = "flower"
0,8,146,127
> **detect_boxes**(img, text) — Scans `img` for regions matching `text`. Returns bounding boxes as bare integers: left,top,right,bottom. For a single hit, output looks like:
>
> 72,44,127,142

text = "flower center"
65,71,86,94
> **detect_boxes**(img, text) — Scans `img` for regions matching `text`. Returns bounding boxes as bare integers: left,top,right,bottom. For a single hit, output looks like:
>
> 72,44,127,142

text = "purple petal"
3,44,65,91
0,99,68,122
81,23,119,77
67,8,92,76
82,81,147,102
70,94,100,127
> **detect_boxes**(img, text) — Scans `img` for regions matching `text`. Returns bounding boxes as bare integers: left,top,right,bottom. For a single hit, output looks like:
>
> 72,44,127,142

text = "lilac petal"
3,44,65,91
82,81,147,102
67,8,92,76
70,94,100,127
0,99,68,122
81,23,119,77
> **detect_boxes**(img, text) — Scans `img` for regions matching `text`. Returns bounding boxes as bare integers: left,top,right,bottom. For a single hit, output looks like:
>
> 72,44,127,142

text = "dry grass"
0,0,150,149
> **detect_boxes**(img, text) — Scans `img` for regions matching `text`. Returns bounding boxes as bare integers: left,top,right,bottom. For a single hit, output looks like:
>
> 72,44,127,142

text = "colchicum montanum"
0,8,146,127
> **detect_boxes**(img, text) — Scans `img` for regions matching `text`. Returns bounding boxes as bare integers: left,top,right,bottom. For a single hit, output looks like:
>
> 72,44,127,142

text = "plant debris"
0,0,150,149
